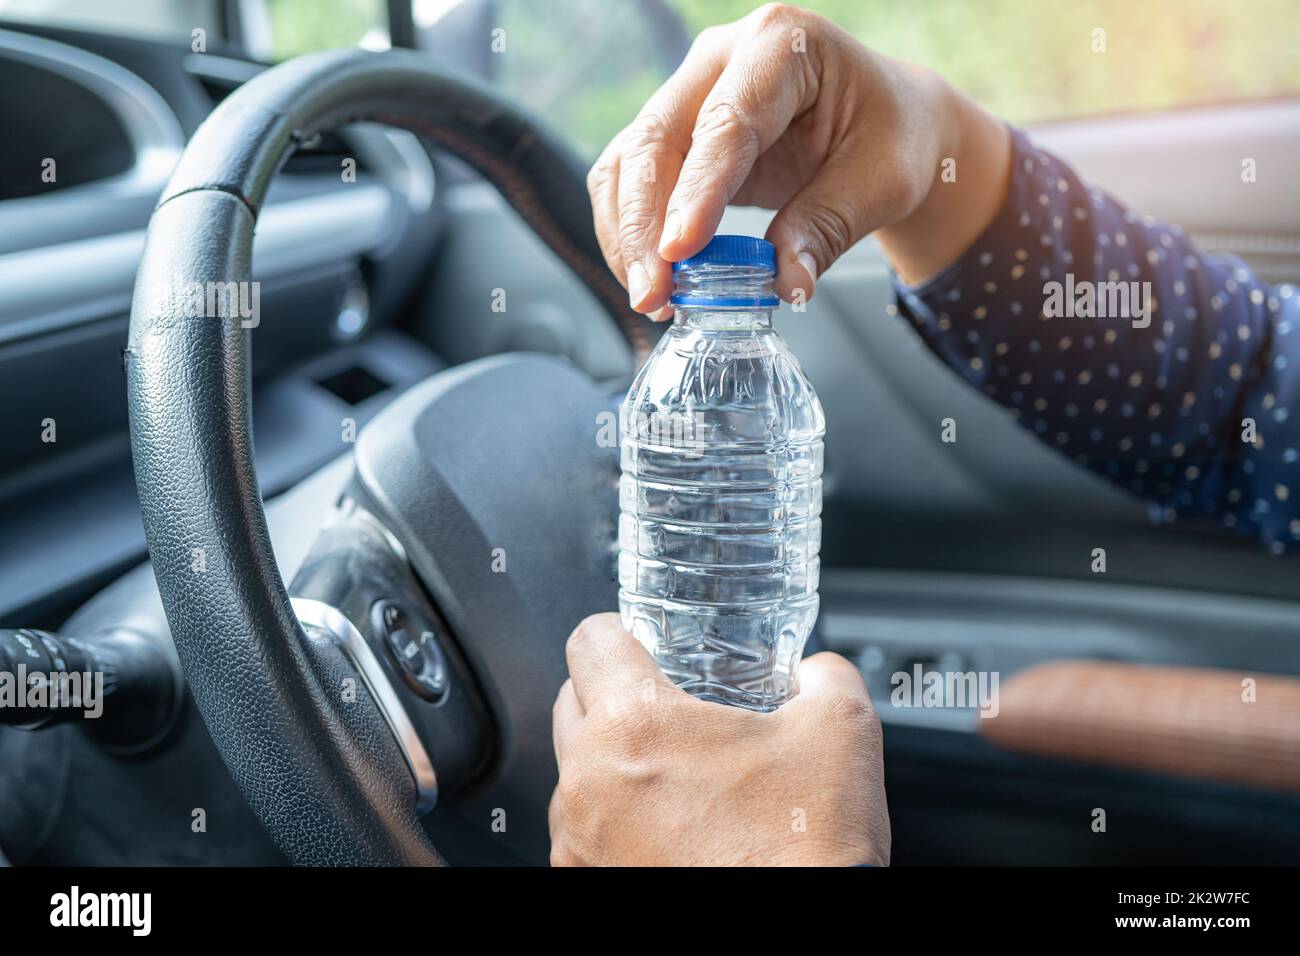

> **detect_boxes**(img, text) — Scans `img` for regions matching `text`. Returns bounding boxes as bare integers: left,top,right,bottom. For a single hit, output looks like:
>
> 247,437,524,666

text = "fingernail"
797,251,818,284
659,210,683,254
651,304,675,323
627,262,652,309
792,250,818,300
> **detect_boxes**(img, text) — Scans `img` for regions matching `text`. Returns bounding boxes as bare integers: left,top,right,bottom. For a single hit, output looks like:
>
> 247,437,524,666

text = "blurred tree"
264,0,386,60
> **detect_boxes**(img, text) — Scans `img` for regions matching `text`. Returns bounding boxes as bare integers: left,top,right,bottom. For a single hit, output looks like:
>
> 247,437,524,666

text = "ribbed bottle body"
618,307,824,711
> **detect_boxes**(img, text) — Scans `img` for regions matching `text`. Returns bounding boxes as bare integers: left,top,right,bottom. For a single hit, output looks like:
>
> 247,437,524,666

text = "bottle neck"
671,264,778,330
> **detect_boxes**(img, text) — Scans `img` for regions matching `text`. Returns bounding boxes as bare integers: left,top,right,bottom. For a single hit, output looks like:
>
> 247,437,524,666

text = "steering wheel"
127,48,645,865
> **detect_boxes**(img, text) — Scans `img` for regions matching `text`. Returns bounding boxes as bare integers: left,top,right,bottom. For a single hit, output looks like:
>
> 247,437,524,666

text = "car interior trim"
0,27,183,197
291,597,438,814
981,660,1300,793
0,183,397,340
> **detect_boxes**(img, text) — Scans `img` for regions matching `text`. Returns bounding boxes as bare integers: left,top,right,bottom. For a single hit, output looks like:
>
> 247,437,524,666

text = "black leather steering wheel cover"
127,49,640,865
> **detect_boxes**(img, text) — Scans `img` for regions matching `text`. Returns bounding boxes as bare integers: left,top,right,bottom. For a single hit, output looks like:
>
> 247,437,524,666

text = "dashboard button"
373,601,448,702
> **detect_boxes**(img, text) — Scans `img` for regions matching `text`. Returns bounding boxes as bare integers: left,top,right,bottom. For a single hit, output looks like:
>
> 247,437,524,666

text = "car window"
240,0,1300,157
493,0,1300,155
255,0,688,158
720,0,1300,125
0,0,220,41
485,0,683,159
254,0,390,61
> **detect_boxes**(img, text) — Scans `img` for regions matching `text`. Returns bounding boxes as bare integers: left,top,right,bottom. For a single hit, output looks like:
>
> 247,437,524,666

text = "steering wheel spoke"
289,502,494,815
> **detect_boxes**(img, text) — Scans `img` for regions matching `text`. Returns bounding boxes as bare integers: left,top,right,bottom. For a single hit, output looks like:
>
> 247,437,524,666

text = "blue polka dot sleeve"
893,127,1300,553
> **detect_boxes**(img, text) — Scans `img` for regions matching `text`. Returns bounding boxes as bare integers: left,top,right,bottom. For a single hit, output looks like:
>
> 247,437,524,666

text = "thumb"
793,651,872,703
778,651,882,745
564,612,679,713
765,162,873,305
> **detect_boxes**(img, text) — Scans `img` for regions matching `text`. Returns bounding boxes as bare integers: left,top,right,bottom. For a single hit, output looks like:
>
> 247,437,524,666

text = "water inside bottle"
618,236,825,711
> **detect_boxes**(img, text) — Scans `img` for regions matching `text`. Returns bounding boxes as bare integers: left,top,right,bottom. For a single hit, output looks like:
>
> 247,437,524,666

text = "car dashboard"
0,23,447,628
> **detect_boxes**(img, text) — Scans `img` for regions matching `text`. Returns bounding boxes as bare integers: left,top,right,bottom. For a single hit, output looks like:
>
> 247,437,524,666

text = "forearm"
893,127,1300,550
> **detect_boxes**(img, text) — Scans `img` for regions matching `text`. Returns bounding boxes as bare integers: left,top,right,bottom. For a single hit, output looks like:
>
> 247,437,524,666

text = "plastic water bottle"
619,235,825,711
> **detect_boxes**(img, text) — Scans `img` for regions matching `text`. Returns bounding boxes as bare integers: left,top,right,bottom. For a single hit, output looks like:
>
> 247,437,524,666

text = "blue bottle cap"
670,235,779,308
672,235,777,273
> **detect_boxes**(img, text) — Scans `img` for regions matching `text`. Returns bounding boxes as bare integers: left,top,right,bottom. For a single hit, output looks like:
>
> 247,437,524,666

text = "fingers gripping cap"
672,235,778,273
